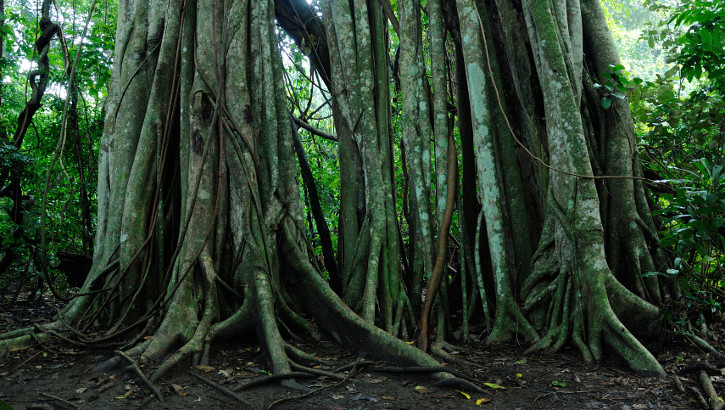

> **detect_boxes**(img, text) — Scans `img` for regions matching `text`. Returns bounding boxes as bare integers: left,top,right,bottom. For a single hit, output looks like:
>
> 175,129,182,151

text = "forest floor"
0,295,717,409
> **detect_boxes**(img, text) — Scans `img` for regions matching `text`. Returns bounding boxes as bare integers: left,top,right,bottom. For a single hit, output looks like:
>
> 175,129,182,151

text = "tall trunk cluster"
1,0,675,378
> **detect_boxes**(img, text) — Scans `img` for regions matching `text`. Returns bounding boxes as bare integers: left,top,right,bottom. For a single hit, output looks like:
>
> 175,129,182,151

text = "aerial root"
92,340,148,372
264,361,360,410
523,268,664,376
430,343,479,367
687,334,723,358
284,342,330,365
698,370,725,410
290,362,346,380
0,330,50,359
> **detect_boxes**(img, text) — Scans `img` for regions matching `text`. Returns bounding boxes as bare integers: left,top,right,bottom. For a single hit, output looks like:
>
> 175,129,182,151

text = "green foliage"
624,1,725,319
667,0,725,88
0,0,116,293
654,159,725,294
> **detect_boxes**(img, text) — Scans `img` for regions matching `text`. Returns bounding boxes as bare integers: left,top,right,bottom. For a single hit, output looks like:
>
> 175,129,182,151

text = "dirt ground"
0,297,716,409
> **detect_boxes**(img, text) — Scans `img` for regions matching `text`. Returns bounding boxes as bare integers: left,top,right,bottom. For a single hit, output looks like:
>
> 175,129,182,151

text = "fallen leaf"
476,397,492,405
97,381,114,392
382,396,395,400
574,375,581,383
123,390,133,398
457,390,471,399
218,369,232,378
516,373,522,378
75,387,88,394
514,358,526,365
195,365,214,373
414,385,429,394
331,394,344,400
172,383,188,397
483,383,505,389
551,380,567,387
405,340,414,345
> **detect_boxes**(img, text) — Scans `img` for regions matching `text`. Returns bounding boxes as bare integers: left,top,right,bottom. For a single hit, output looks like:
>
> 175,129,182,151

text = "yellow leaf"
405,340,414,344
457,390,471,399
172,383,188,397
516,373,522,378
476,398,492,405
483,382,505,389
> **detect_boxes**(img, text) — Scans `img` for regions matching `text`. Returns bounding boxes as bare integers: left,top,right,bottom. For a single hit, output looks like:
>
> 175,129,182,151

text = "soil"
0,297,716,409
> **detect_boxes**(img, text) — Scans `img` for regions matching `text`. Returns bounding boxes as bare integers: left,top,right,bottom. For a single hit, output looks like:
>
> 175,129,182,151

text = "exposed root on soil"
116,350,163,402
522,215,665,376
187,370,254,408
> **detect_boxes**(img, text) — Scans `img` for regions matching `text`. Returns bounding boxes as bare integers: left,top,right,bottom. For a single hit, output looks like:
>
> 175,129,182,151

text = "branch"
292,116,338,142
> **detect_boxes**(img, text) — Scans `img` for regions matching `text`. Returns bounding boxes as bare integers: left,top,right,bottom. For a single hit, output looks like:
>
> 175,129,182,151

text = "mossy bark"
0,0,441,378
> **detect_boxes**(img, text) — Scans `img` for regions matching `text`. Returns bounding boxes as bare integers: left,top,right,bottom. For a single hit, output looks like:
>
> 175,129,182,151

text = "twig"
367,365,480,385
333,359,376,373
233,371,315,392
434,377,485,394
673,375,686,393
115,350,163,402
266,361,358,410
532,389,590,404
39,392,79,409
292,116,338,141
10,349,44,374
187,370,254,409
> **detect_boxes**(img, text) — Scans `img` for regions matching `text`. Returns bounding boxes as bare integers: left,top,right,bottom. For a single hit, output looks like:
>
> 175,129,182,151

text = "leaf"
195,364,214,372
514,358,527,365
601,97,612,109
404,340,414,344
476,398,492,405
484,383,506,389
552,380,567,387
457,390,471,399
516,373,523,378
414,385,429,394
172,383,188,397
